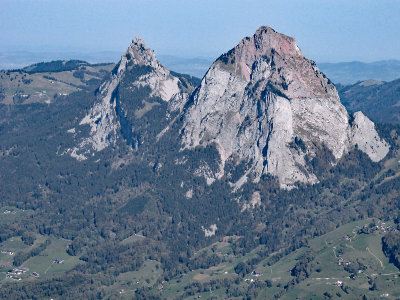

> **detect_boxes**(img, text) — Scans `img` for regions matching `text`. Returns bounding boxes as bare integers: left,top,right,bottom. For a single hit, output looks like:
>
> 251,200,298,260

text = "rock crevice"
181,26,389,188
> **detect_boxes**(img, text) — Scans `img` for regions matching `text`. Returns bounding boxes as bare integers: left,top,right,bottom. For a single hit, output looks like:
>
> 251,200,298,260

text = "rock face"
70,26,389,189
181,26,389,188
351,111,389,162
68,37,192,160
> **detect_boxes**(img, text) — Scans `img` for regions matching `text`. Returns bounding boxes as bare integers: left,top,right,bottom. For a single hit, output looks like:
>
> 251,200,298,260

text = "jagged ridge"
67,37,194,160
181,26,389,188
68,26,389,190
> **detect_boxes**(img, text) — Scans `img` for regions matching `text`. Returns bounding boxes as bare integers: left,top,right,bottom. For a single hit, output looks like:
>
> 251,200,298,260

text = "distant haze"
1,0,399,63
318,60,400,84
0,50,121,71
160,57,400,84
2,50,400,85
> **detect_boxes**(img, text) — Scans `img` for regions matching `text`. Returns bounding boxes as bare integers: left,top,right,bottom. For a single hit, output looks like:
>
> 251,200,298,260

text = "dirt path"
366,247,384,269
332,247,337,258
44,262,54,274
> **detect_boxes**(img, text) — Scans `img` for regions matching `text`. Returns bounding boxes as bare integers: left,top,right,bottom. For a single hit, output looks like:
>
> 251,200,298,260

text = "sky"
1,0,400,63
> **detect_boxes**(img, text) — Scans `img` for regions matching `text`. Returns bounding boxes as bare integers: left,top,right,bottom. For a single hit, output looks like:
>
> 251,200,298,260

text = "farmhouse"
54,258,64,264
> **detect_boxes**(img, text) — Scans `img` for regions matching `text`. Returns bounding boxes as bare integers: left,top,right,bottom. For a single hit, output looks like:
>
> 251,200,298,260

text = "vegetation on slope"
0,61,400,298
337,78,400,124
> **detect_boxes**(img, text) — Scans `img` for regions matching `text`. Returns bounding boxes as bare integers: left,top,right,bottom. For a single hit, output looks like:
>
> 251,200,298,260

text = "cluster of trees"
290,251,315,281
13,239,51,267
0,63,400,298
0,272,108,300
382,231,400,269
21,232,36,246
181,277,270,299
22,60,88,74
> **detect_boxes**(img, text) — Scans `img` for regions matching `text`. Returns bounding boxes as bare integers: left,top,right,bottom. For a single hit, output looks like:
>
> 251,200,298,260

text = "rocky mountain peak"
123,36,161,69
67,36,195,160
234,26,301,68
217,26,334,99
182,26,389,188
66,26,389,189
132,35,145,46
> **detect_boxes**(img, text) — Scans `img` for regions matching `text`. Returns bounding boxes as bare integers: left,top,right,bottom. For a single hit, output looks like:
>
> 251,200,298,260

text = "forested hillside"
1,76,400,298
1,28,400,299
337,79,400,124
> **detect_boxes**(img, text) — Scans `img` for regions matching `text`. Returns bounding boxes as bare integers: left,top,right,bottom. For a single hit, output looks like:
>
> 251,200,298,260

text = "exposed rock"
202,224,217,237
69,37,192,159
185,188,193,199
242,191,262,211
68,27,389,190
251,191,261,207
351,111,389,161
126,37,181,102
194,161,219,185
181,26,389,188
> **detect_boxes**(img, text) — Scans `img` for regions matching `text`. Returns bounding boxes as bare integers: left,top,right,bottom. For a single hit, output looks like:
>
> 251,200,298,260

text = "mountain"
337,78,400,124
181,27,391,188
0,27,400,299
318,60,400,84
67,36,198,160
146,57,400,85
70,27,389,189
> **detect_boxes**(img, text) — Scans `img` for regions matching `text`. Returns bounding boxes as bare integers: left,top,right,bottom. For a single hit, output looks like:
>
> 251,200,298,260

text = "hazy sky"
1,0,399,62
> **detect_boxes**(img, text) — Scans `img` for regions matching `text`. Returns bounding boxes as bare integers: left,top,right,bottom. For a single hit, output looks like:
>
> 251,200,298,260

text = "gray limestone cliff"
67,37,191,160
68,26,389,189
181,26,389,188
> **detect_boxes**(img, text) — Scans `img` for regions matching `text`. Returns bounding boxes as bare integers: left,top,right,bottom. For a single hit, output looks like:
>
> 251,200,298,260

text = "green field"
105,259,163,298
157,219,400,299
0,234,81,282
1,210,398,298
0,206,33,225
21,237,81,277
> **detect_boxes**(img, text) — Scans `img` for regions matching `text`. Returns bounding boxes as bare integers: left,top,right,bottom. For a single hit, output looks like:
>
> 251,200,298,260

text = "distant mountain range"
157,55,214,79
318,60,400,84
2,51,400,84
337,78,400,124
0,50,121,70
158,57,400,84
